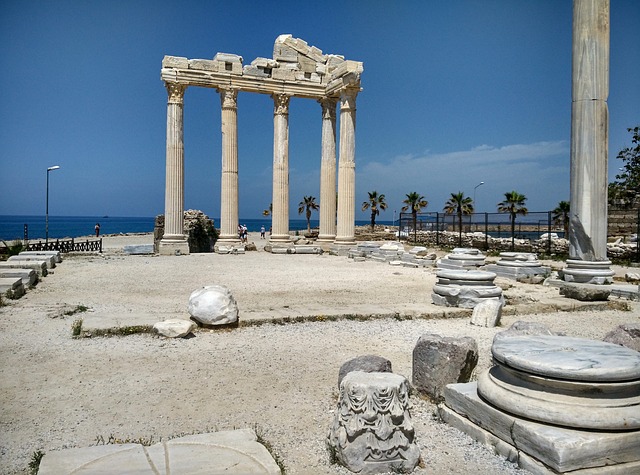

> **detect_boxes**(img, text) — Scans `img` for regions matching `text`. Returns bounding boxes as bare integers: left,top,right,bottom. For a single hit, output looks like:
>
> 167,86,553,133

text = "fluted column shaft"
569,0,609,261
318,97,338,242
163,82,187,240
218,87,240,243
270,94,291,243
335,88,358,244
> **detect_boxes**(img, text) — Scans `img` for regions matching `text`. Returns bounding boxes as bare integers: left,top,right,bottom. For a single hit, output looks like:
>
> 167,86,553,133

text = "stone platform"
432,269,503,308
38,428,282,474
484,252,550,282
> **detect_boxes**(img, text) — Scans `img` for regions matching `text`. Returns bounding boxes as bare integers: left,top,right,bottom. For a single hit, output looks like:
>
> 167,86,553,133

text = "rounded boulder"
188,285,239,326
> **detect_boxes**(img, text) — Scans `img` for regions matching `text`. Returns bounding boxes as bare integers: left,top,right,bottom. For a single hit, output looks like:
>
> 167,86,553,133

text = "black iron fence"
26,238,102,253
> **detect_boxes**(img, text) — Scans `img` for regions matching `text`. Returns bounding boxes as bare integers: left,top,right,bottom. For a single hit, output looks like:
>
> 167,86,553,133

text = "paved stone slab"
442,382,640,473
38,428,281,474
0,277,25,299
0,260,48,277
8,254,56,269
123,244,154,255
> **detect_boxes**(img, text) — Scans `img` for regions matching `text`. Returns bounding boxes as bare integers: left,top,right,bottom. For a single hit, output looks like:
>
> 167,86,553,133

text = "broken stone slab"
162,55,188,68
0,277,25,299
19,250,61,263
603,322,640,352
188,285,238,326
153,319,197,338
470,299,502,327
412,333,478,402
0,268,37,287
442,382,640,474
328,371,420,474
494,321,557,341
0,261,48,277
293,245,323,254
38,428,281,475
188,58,219,71
625,272,640,283
8,254,56,269
558,282,611,301
432,269,504,308
337,355,392,387
123,244,154,255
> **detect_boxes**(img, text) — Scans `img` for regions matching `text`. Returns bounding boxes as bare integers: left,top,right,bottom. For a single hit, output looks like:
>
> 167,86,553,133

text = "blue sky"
1,0,638,221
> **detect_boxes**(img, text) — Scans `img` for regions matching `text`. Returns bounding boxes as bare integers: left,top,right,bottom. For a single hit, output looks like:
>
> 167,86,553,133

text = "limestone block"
213,52,243,63
188,59,218,71
559,282,611,301
188,285,238,326
123,244,154,255
243,66,269,78
412,333,478,402
0,277,25,299
273,44,298,63
603,322,640,352
307,45,326,63
153,319,196,338
625,272,640,283
271,68,297,81
250,57,278,69
0,261,48,277
326,54,345,70
327,372,420,474
19,250,61,263
0,268,37,287
294,72,321,83
315,63,327,75
8,254,55,269
337,355,392,387
162,55,188,68
297,55,317,73
470,299,502,327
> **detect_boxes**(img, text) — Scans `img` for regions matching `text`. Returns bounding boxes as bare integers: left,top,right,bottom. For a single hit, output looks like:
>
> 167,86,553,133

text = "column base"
317,234,337,243
217,235,241,244
269,234,291,244
562,259,615,285
158,238,190,256
334,236,356,246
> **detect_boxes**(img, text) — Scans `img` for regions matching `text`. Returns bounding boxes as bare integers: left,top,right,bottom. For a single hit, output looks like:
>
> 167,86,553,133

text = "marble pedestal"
442,334,640,474
437,248,486,270
485,252,550,282
432,269,503,308
562,259,615,284
158,238,189,256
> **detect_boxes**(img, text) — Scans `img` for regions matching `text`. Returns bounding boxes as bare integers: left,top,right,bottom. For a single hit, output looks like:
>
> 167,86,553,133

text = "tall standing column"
318,97,338,242
563,0,614,284
335,87,359,245
216,87,240,246
159,82,190,256
270,93,291,243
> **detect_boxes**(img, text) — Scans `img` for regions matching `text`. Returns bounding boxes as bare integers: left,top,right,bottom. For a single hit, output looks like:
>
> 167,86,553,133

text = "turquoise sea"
0,215,393,241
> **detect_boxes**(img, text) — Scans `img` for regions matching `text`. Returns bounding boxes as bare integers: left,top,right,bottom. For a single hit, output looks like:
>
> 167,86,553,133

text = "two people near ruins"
238,224,248,243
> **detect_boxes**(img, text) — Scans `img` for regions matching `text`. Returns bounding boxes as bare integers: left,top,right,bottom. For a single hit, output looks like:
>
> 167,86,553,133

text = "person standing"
95,223,101,237
260,225,266,239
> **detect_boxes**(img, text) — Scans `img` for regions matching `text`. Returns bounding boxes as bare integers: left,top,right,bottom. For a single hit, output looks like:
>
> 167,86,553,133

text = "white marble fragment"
188,285,238,326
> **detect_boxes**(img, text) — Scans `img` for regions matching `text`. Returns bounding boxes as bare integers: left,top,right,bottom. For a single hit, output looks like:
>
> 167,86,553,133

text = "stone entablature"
161,34,363,99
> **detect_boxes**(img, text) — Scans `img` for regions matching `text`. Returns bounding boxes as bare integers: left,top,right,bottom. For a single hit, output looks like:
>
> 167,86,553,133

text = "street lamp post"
473,181,485,210
46,165,60,243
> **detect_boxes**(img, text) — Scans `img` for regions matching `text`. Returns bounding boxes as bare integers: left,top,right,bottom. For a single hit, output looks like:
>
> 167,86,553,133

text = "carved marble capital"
339,87,359,112
319,97,338,121
219,87,238,110
272,93,290,116
166,82,186,104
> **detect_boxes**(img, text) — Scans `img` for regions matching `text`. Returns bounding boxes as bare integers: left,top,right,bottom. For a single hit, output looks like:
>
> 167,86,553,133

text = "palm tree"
552,200,570,238
401,192,428,241
262,203,272,217
298,196,319,233
361,191,388,231
443,192,474,246
497,190,528,250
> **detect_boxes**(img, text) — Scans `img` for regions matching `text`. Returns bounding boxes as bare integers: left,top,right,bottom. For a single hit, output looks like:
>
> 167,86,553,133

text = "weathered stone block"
603,322,640,352
470,299,502,327
188,59,218,71
153,319,196,338
559,282,611,301
188,285,238,326
337,355,392,387
412,333,478,402
162,55,188,68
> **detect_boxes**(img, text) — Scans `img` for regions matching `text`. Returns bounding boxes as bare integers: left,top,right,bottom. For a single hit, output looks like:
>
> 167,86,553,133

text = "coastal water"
0,215,396,241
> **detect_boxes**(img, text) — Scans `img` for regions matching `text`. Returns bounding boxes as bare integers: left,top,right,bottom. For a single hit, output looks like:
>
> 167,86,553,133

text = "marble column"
159,82,190,256
270,93,291,243
317,97,338,242
335,87,358,245
216,87,240,246
563,0,614,284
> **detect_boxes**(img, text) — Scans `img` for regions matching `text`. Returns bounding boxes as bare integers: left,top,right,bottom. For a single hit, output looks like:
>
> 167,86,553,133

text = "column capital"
219,87,238,110
166,82,187,104
319,96,338,120
339,87,359,111
272,93,291,116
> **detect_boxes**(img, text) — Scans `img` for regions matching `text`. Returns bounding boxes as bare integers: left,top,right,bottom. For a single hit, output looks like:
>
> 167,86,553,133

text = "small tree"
361,191,388,231
497,191,528,250
552,200,570,238
298,196,319,233
401,192,428,241
443,192,474,246
609,126,640,207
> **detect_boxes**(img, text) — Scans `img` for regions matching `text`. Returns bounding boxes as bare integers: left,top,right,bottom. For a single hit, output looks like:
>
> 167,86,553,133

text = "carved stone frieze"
272,93,290,116
327,371,420,474
219,87,238,110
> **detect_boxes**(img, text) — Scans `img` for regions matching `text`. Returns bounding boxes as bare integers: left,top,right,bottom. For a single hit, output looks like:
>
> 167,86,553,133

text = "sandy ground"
0,232,638,474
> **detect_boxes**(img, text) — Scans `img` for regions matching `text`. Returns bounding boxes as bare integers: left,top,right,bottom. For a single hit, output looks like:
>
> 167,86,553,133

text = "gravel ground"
0,233,637,474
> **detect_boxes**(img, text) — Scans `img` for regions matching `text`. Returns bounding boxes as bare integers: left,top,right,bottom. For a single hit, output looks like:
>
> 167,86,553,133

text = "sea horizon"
0,215,397,241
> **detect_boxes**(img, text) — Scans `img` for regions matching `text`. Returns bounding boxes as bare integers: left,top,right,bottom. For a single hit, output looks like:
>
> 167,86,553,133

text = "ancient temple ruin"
159,35,363,255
